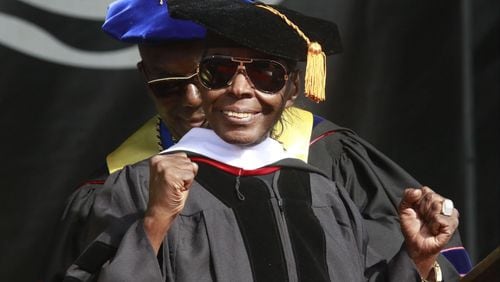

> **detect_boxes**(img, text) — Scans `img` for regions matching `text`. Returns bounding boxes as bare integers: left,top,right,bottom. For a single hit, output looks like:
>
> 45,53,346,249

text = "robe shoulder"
42,172,108,282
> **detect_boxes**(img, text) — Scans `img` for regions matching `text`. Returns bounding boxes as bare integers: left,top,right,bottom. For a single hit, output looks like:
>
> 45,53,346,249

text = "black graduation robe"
63,155,426,281
42,111,468,281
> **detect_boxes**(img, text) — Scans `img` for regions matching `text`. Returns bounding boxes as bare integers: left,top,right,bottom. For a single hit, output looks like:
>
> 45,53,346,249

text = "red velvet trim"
84,180,106,185
190,157,280,176
309,130,336,146
75,179,106,190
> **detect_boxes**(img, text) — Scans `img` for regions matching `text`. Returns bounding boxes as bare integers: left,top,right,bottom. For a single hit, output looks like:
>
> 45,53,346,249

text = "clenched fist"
144,152,198,253
399,186,459,279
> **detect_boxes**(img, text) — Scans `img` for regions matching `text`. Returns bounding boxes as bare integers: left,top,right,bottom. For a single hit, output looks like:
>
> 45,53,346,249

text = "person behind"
42,0,471,280
40,1,208,279
61,0,460,281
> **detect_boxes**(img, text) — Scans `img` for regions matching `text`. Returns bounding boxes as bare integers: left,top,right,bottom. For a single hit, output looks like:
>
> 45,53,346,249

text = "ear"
284,71,300,108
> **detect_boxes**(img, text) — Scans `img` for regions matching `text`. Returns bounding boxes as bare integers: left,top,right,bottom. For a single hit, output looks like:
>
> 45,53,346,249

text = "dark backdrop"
1,0,498,281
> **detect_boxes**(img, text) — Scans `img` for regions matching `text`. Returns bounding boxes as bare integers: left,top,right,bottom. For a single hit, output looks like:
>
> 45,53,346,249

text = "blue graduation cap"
102,0,208,43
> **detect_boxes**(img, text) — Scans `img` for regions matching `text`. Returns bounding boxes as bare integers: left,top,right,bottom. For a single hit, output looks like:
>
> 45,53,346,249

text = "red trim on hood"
190,157,280,176
310,130,337,146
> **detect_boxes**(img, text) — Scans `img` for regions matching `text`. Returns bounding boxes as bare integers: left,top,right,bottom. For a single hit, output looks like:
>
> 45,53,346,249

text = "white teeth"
223,111,253,119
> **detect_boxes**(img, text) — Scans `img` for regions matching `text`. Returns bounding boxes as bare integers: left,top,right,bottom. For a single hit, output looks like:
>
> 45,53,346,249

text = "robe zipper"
235,169,245,201
269,171,298,282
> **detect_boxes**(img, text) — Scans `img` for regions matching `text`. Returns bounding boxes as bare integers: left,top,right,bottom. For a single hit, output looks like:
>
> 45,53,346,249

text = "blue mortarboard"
102,0,207,43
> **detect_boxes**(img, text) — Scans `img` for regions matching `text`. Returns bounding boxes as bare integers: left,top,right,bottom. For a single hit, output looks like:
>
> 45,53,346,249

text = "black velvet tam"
168,0,342,61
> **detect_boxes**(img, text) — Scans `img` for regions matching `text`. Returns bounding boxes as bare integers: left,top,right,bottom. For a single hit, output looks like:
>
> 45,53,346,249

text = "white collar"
161,128,293,170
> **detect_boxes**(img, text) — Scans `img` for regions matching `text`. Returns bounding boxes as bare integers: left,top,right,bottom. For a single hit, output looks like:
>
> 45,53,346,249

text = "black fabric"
307,118,467,278
59,157,426,281
41,124,465,280
309,119,412,260
169,0,342,61
74,242,117,273
278,168,329,281
62,277,82,282
43,174,108,282
195,163,288,282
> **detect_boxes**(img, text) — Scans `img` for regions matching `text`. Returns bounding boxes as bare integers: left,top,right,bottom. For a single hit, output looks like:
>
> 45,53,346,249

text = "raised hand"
399,186,459,279
144,152,198,253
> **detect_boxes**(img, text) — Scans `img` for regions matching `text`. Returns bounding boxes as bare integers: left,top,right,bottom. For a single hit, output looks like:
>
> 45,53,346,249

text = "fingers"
184,162,198,189
427,206,459,232
417,187,445,222
147,153,198,218
399,188,422,212
400,185,459,241
400,186,445,220
435,209,460,244
191,161,199,174
150,152,198,190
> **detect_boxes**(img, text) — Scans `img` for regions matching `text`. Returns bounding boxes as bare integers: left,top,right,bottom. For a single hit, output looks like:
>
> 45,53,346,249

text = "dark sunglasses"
197,55,290,94
139,62,198,98
146,73,198,98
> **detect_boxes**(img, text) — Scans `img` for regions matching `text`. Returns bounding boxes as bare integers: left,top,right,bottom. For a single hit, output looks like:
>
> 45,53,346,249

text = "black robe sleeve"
61,160,161,282
308,118,466,279
42,174,107,282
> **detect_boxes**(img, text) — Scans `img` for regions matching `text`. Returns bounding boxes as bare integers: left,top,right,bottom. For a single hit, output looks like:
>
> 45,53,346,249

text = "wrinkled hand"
144,152,198,253
147,152,198,218
399,186,459,277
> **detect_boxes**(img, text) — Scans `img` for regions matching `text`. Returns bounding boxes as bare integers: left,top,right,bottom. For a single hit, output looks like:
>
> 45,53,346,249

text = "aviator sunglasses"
140,62,198,98
197,55,290,94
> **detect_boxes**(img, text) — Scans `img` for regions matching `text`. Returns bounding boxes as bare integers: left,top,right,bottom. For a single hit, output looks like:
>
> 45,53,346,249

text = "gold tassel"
304,42,326,102
256,4,328,102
